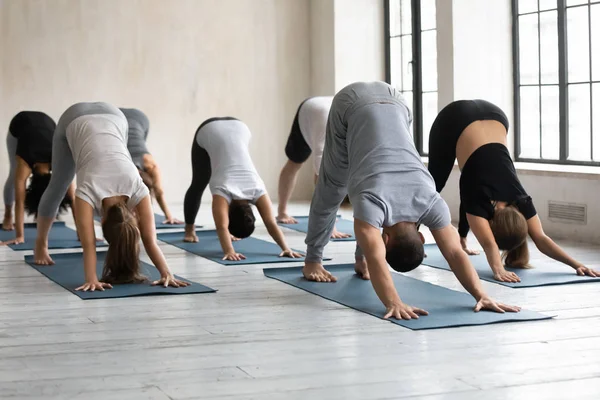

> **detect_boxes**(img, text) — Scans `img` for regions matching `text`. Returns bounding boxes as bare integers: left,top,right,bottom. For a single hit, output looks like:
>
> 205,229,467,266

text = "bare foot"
303,262,337,282
34,242,55,266
354,257,370,280
184,233,199,243
277,214,298,224
2,217,14,231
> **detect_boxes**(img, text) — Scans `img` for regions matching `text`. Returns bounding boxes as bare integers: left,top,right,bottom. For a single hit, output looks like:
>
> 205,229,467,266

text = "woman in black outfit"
428,100,599,283
2,111,73,244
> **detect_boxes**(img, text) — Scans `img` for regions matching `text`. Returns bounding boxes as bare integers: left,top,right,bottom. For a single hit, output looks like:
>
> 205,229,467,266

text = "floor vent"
548,201,587,224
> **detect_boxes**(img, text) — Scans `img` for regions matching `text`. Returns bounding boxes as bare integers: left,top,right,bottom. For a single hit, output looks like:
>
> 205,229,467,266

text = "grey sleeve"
305,112,349,264
419,196,451,231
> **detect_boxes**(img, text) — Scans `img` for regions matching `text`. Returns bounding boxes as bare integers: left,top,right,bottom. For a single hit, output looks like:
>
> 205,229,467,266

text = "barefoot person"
34,102,188,291
2,111,74,244
277,96,350,239
303,81,520,320
428,99,599,283
120,108,182,224
183,117,302,261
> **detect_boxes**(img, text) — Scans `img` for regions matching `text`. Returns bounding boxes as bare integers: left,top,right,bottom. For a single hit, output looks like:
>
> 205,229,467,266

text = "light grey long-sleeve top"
305,81,451,263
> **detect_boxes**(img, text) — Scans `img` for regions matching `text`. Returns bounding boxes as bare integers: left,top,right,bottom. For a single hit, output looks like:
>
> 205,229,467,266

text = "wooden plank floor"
1,202,600,399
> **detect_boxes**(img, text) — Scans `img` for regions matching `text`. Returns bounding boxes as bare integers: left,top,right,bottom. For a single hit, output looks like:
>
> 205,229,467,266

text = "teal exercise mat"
95,213,190,230
278,216,355,242
263,264,552,330
24,252,216,300
422,243,600,288
157,229,328,265
0,222,107,251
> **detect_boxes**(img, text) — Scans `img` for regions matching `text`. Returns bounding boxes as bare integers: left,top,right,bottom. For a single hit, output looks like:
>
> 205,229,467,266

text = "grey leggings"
3,132,17,206
37,102,122,218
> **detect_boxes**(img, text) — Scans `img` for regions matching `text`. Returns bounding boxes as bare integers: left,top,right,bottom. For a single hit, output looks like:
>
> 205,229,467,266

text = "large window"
385,0,437,155
513,0,600,165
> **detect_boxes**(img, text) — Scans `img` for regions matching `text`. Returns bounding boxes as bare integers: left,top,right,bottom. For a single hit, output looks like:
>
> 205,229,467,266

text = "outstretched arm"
136,195,189,287
72,198,110,291
466,214,521,283
145,158,181,224
212,195,244,261
255,194,302,258
431,224,521,313
528,215,599,277
354,219,429,320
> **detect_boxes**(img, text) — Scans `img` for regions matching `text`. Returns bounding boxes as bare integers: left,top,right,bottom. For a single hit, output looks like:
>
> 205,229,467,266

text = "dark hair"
490,206,530,268
228,202,256,239
101,203,147,284
385,229,425,273
24,172,72,217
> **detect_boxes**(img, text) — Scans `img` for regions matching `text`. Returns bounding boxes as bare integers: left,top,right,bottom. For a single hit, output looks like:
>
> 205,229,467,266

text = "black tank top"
9,111,56,169
458,143,536,236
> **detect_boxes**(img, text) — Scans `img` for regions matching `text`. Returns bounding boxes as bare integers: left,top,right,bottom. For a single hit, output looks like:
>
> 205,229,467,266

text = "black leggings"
427,99,509,193
427,99,509,236
183,133,211,225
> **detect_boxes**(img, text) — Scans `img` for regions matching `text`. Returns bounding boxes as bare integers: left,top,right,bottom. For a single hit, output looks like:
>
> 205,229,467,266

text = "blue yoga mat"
157,230,324,265
263,264,551,330
279,216,355,242
422,244,600,288
24,252,216,300
0,222,107,251
95,213,189,230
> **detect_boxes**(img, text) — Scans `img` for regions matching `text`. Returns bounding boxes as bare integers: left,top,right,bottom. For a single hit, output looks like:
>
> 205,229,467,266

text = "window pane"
390,37,402,88
402,91,414,138
389,0,401,36
539,0,557,11
519,86,541,159
519,14,540,85
421,30,437,92
540,11,559,84
519,0,538,14
401,0,412,35
567,6,590,83
568,83,592,161
421,92,438,155
401,35,413,91
593,83,600,160
592,4,600,81
541,86,560,159
421,0,436,30
566,0,588,6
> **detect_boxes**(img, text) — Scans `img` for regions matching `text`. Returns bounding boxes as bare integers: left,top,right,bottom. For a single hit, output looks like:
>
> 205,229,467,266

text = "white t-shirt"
298,96,334,175
195,119,266,204
66,114,149,215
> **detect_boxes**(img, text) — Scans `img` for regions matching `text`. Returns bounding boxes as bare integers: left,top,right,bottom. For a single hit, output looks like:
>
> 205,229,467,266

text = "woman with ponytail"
33,102,188,291
2,111,74,245
428,100,599,283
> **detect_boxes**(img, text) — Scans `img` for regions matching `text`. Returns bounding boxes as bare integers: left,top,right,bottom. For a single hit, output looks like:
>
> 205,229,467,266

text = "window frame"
384,0,430,156
512,0,600,166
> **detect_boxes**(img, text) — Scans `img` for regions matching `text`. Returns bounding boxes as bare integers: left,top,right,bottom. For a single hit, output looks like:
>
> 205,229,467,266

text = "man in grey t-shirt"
304,82,520,320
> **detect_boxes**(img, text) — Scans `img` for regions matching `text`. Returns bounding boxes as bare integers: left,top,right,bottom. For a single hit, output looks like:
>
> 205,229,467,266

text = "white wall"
0,0,312,205
438,0,600,244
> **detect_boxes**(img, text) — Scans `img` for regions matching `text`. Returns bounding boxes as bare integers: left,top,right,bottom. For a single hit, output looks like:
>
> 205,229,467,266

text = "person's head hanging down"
33,102,189,292
382,223,426,273
490,204,529,268
183,117,302,262
303,81,521,320
2,111,73,245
